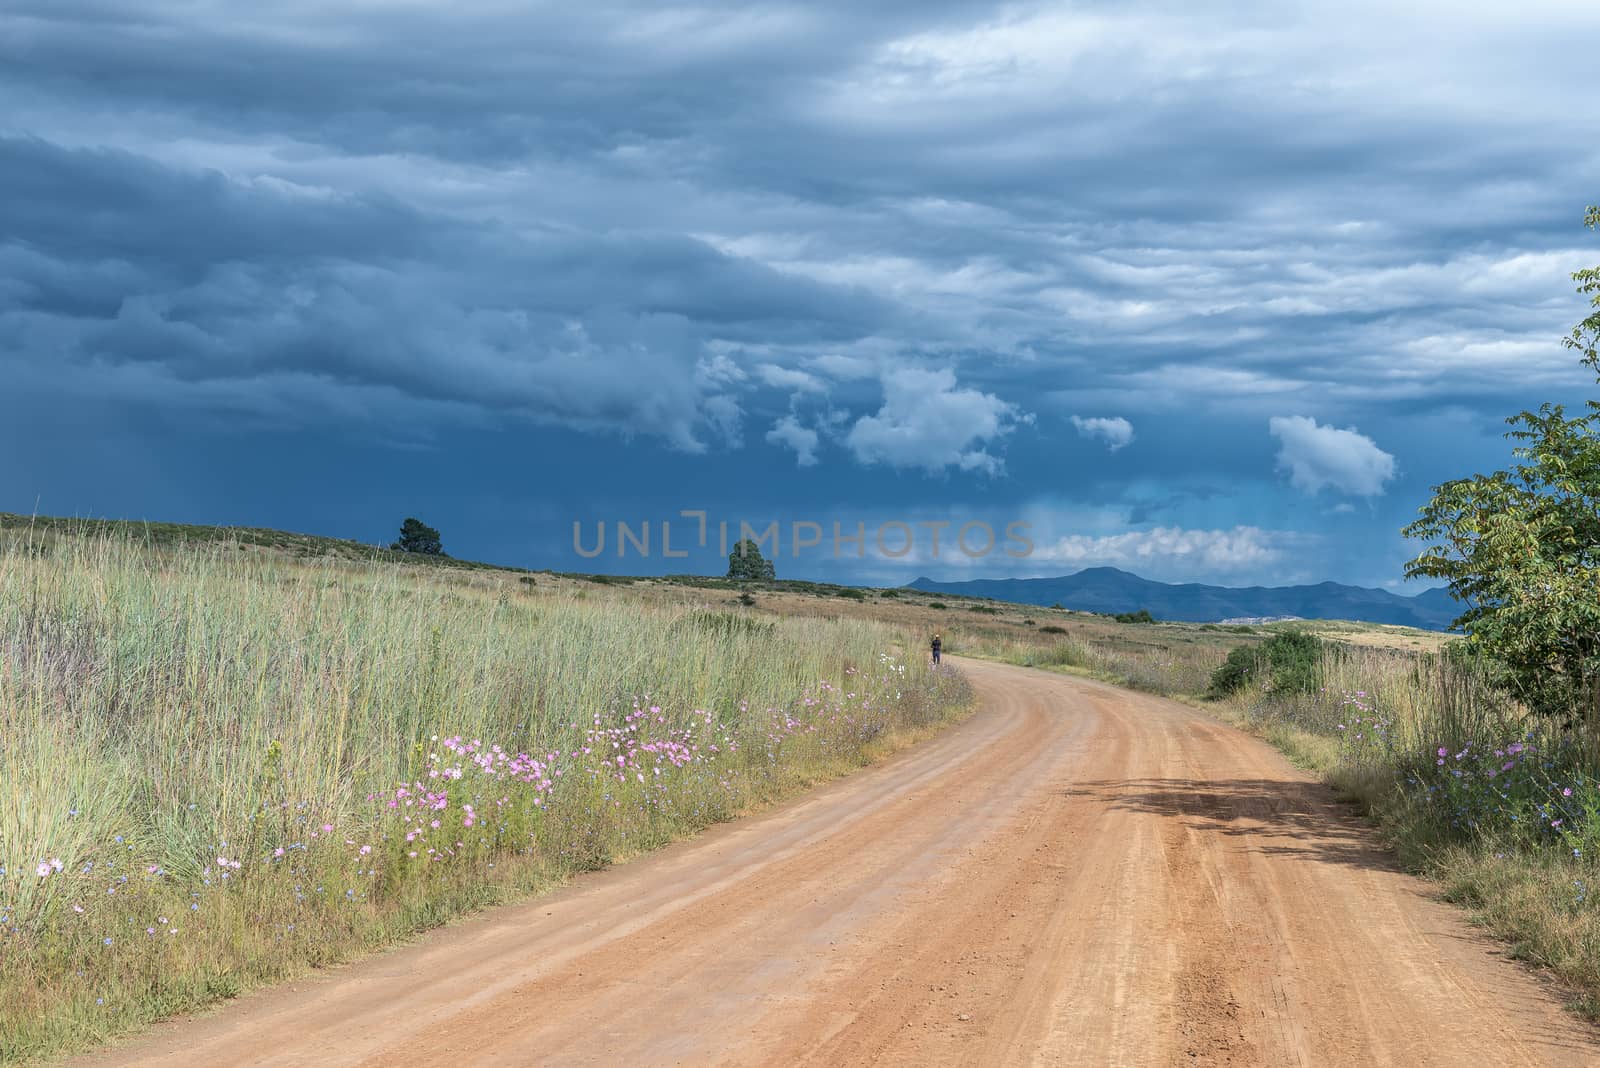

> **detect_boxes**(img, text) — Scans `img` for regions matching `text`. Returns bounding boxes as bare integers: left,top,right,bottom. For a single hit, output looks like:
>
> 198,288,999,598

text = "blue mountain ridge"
906,567,1459,630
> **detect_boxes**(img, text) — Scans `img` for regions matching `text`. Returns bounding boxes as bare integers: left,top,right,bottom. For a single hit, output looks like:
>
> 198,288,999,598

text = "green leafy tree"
391,517,445,556
726,537,775,581
1404,207,1600,722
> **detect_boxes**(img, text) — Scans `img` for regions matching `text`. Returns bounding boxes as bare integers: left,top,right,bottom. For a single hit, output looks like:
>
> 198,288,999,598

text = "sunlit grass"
0,534,970,1060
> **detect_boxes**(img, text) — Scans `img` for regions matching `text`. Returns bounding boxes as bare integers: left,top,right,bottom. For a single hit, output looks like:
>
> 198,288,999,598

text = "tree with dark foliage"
391,517,445,556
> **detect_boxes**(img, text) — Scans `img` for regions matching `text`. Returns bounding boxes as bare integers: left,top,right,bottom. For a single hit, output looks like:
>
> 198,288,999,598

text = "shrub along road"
78,659,1597,1066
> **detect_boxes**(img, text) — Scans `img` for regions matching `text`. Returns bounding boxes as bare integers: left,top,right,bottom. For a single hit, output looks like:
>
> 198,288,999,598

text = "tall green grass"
0,535,970,1060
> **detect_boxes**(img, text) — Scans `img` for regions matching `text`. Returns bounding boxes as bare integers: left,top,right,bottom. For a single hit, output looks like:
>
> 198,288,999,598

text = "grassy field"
0,532,971,1061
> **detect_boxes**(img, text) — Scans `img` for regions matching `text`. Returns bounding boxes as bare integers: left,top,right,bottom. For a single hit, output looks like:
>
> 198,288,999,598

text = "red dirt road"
80,658,1600,1066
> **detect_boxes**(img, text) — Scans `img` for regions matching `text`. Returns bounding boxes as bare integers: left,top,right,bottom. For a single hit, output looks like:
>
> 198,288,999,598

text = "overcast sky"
3,1,1597,587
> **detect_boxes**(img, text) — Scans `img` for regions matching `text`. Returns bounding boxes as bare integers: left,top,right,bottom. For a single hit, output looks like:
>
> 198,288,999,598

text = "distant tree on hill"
727,537,775,581
391,517,445,556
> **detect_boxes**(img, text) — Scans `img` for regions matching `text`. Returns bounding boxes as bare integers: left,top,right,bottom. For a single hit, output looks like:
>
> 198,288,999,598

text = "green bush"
929,602,948,610
1113,609,1155,624
1039,624,1067,635
1208,631,1325,698
1208,645,1257,696
1264,631,1326,694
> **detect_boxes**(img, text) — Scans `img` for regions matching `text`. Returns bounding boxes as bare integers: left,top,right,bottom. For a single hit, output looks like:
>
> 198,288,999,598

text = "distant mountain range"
907,567,1461,631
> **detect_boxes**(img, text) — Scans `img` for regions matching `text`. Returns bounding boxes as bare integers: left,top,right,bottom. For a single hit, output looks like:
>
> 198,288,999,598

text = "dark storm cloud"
2,0,1598,585
0,130,895,450
1,2,988,164
0,136,430,284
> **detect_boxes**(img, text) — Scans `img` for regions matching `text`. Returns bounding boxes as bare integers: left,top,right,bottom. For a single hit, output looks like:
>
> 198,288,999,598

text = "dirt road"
82,658,1600,1066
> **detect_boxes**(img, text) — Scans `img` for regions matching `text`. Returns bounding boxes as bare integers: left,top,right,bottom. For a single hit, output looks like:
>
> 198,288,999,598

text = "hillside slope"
0,512,525,573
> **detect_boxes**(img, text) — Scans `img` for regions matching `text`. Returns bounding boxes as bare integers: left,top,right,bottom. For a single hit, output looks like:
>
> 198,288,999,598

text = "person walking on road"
931,633,942,667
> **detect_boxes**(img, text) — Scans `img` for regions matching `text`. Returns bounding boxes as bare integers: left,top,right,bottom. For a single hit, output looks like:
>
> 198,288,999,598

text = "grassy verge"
967,624,1600,1016
947,622,1227,695
0,536,972,1062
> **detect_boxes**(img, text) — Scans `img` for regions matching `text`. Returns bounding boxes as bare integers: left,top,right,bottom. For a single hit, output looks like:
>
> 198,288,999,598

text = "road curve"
80,658,1600,1066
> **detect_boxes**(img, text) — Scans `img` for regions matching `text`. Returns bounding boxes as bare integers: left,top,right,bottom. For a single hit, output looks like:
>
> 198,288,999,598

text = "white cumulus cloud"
1070,414,1134,451
756,363,826,393
846,366,1026,475
766,414,820,466
1031,525,1294,573
1268,415,1396,497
